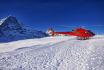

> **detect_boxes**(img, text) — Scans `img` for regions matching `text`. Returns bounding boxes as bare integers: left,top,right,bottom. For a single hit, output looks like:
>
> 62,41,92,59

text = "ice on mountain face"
0,16,48,42
0,36,104,70
0,16,22,30
0,17,7,25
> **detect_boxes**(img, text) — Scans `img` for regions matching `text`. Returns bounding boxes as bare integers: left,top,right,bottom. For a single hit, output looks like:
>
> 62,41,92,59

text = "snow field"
0,35,104,70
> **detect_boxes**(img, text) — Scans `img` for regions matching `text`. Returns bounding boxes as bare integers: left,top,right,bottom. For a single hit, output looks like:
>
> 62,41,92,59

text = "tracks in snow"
0,36,104,70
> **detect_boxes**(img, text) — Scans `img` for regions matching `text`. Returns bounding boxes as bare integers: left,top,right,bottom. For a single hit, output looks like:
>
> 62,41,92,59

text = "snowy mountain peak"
0,16,19,25
4,15,17,21
0,16,48,42
0,16,22,31
0,16,24,37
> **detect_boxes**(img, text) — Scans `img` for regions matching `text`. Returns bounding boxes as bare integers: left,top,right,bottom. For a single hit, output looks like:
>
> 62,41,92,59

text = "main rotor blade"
56,25,104,28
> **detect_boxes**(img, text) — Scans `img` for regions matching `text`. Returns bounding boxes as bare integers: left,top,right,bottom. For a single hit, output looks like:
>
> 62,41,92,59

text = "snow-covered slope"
0,35,104,70
0,16,48,42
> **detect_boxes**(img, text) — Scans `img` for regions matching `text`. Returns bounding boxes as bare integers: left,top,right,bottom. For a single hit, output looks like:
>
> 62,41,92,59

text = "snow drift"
0,35,104,70
0,16,48,42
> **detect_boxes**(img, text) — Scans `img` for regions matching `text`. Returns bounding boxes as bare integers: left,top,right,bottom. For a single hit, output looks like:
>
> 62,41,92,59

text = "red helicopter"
47,27,95,40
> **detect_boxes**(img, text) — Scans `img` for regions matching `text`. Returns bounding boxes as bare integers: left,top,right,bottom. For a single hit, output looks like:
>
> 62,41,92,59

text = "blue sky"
0,0,104,34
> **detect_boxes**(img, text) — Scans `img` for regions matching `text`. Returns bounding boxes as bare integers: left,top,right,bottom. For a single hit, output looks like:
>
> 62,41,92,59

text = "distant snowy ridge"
0,16,48,42
0,35,104,70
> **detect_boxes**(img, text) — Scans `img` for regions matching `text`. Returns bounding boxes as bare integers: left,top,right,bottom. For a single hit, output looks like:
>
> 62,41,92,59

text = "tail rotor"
46,28,55,36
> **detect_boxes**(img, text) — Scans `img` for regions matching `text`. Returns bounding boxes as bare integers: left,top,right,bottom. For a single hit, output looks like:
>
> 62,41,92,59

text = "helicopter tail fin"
46,28,55,36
